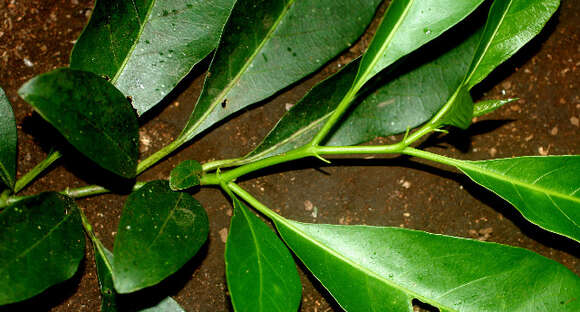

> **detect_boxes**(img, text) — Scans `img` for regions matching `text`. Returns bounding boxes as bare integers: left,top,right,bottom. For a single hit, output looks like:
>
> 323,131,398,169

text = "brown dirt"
0,0,578,311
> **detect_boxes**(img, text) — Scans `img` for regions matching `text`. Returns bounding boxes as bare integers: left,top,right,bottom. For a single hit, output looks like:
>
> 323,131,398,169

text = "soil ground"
0,0,578,311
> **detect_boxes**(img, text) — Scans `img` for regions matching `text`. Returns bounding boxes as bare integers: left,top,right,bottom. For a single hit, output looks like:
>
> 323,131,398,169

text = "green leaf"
70,0,236,115
18,68,139,178
92,239,186,312
352,0,484,88
179,0,383,143
225,197,301,312
456,156,580,242
113,180,209,293
246,27,482,161
465,0,560,88
0,193,85,305
0,87,17,189
473,98,518,117
169,160,202,191
274,219,580,311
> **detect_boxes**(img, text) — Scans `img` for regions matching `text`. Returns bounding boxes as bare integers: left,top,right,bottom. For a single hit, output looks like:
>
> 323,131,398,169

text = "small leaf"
179,0,383,143
456,156,580,242
113,181,209,293
18,68,139,178
70,0,236,115
274,219,580,311
0,193,85,305
225,197,301,312
0,86,17,189
473,98,518,117
169,160,202,191
466,0,560,88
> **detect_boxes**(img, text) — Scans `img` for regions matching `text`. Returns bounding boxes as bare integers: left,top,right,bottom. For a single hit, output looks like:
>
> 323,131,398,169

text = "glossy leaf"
473,98,517,117
92,240,186,312
113,181,209,293
179,0,383,143
274,219,580,311
18,68,139,178
70,0,236,115
0,87,17,189
456,156,580,242
169,160,202,191
225,197,301,312
0,193,85,305
246,27,482,161
353,0,484,88
466,0,560,88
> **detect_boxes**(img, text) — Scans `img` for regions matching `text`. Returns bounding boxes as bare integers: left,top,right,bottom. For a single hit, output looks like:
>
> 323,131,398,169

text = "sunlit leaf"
70,0,236,115
473,98,517,117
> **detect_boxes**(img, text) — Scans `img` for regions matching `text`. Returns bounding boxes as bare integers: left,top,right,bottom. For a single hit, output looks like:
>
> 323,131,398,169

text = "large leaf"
18,68,139,178
0,193,85,305
113,180,209,293
178,0,383,143
246,26,482,162
435,0,560,129
225,197,301,312
456,156,580,242
0,87,17,189
70,0,236,115
352,0,484,88
92,240,186,312
274,219,580,311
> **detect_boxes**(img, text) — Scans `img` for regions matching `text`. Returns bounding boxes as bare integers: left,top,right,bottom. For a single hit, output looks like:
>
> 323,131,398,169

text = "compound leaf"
18,68,139,178
179,0,382,143
0,87,17,189
274,219,580,311
0,193,85,305
225,197,301,312
70,0,236,115
113,181,209,293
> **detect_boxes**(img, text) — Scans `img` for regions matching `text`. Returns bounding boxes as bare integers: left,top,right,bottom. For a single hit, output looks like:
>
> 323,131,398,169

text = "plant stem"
401,147,463,168
136,138,185,175
228,182,282,223
310,87,359,146
14,150,62,193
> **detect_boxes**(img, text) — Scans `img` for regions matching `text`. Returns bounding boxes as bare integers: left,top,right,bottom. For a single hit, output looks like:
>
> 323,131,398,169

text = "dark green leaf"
18,68,139,178
274,219,580,311
179,0,382,143
456,156,580,242
0,87,17,189
113,181,209,293
246,27,482,161
225,197,301,312
353,0,484,88
0,193,85,305
466,0,560,88
169,160,202,191
436,86,474,129
70,0,236,115
92,240,185,312
473,98,517,117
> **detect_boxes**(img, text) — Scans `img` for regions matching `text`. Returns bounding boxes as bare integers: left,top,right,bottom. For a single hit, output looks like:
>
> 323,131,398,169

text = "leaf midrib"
239,202,266,312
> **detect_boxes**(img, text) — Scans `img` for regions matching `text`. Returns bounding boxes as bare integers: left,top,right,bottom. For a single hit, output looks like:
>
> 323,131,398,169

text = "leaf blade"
274,219,580,311
113,181,209,293
70,0,236,115
169,160,202,191
18,68,139,178
457,156,580,242
0,87,17,189
0,193,85,305
225,197,301,312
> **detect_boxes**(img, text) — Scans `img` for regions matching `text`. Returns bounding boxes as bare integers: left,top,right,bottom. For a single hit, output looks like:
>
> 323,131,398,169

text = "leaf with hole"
113,181,209,293
18,68,139,178
0,193,85,305
456,156,580,242
169,160,202,191
70,0,236,115
274,219,580,311
178,0,383,143
0,87,17,189
225,197,301,312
